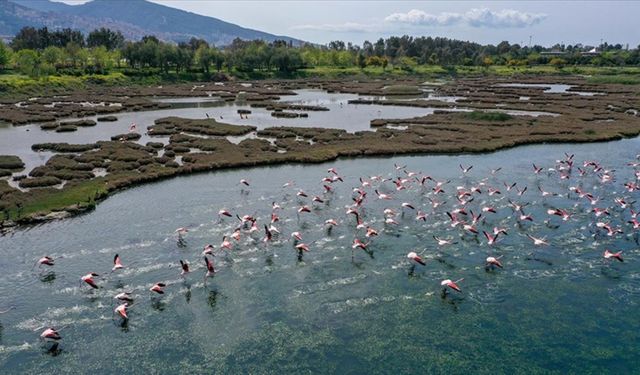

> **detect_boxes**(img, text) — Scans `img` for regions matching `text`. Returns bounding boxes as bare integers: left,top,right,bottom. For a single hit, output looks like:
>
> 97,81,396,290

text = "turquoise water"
0,138,639,373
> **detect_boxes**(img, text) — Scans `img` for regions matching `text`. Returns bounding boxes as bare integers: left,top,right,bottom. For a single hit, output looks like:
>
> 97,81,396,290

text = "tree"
41,46,64,68
87,28,124,50
11,27,42,50
0,41,12,69
14,49,41,77
195,45,212,73
50,28,85,48
271,47,303,72
65,42,83,68
91,46,112,73
356,53,366,70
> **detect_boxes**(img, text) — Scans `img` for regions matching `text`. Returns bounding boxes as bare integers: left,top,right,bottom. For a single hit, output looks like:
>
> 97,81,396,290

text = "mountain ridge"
1,0,303,46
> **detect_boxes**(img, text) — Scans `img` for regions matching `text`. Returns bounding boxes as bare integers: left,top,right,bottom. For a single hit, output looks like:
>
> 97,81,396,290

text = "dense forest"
1,26,639,78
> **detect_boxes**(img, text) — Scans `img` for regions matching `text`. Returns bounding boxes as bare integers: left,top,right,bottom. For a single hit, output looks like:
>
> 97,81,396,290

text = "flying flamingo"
218,209,232,219
441,278,464,294
150,282,166,295
459,164,473,174
204,257,216,283
220,236,232,250
407,252,426,265
115,292,134,303
485,256,503,269
603,250,624,262
375,190,392,200
81,272,99,289
114,303,129,320
433,236,457,246
483,231,500,246
40,328,61,343
179,260,190,276
112,254,124,272
202,244,215,256
291,232,303,242
527,234,548,246
32,256,56,269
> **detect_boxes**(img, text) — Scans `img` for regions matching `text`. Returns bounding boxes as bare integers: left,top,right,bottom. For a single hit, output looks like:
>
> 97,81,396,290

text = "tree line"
1,26,639,78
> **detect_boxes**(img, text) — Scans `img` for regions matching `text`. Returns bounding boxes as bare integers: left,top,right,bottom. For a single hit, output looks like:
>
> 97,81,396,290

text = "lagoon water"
0,134,639,372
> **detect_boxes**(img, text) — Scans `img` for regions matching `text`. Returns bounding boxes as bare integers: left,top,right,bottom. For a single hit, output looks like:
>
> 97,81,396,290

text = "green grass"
5,178,107,221
587,75,640,85
0,72,129,97
0,65,638,97
465,111,514,121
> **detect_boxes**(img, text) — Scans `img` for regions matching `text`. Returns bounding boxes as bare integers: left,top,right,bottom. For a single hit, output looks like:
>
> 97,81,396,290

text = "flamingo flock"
23,151,638,352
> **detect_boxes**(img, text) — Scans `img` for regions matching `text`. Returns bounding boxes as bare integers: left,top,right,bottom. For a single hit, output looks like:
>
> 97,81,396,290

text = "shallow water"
495,83,603,96
0,137,639,372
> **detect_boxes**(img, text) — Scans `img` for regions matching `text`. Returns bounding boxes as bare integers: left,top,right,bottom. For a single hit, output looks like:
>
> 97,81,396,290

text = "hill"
1,0,303,45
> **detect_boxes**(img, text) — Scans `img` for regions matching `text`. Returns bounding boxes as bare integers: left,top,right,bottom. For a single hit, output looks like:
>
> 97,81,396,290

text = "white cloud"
385,8,547,28
384,9,462,26
290,22,375,33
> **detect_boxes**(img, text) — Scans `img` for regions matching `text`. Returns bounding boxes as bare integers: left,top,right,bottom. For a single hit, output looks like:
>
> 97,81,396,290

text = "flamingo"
532,164,543,174
291,232,303,242
441,278,463,293
483,231,500,245
220,236,232,250
486,256,503,269
150,282,166,295
401,202,415,210
603,250,624,262
81,273,99,289
179,260,190,275
459,164,473,174
33,256,56,269
325,219,338,227
202,244,215,255
375,190,392,200
112,254,124,272
218,209,232,218
204,257,216,281
115,303,129,320
433,236,457,246
352,238,369,249
365,227,378,237
547,208,571,221
407,252,426,265
240,179,250,186
261,225,273,243
115,292,134,303
295,243,310,252
504,182,517,191
40,328,61,343
527,234,548,246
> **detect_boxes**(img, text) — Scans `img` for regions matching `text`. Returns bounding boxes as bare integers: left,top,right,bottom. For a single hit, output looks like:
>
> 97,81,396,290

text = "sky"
52,1,640,47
